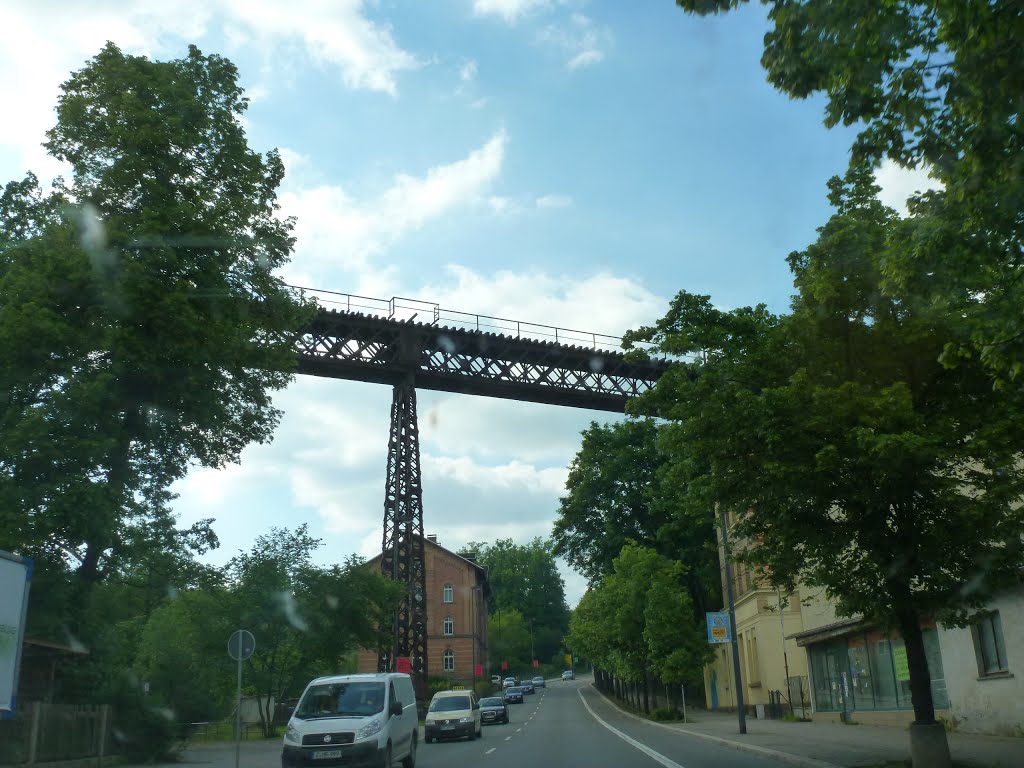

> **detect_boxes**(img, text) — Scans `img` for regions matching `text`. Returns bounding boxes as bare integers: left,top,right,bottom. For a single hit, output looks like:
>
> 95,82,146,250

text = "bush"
649,707,684,722
106,673,179,762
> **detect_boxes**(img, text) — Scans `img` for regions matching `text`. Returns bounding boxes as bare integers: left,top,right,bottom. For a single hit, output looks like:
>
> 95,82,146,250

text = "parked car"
519,679,535,694
424,690,481,743
531,676,545,689
561,670,575,681
479,696,510,725
503,686,524,704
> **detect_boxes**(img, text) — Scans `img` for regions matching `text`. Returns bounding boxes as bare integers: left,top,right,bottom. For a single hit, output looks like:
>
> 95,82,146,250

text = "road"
163,676,795,768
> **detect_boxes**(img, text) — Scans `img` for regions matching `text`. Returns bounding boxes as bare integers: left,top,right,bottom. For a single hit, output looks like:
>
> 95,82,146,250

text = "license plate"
312,749,343,759
441,725,455,731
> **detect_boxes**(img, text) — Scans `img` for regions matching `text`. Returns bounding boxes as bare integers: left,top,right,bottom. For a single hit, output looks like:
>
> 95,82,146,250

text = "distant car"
502,677,517,688
532,676,545,689
561,670,575,681
490,675,502,685
519,679,535,694
503,687,524,704
479,696,509,725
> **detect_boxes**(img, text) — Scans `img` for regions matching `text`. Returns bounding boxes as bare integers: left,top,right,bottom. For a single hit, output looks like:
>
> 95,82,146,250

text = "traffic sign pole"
227,630,256,768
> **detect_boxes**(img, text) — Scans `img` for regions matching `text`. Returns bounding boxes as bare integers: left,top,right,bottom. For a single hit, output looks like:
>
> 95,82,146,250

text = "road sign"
0,551,32,715
501,660,508,671
706,612,731,644
532,659,539,668
395,657,411,674
228,630,256,661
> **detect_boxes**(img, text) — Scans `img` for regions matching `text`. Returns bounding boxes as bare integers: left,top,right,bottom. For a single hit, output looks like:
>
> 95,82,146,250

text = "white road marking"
577,689,687,768
486,748,496,754
505,736,512,741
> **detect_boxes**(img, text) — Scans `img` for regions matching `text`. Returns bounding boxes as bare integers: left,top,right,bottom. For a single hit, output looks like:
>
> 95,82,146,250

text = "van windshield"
294,682,386,719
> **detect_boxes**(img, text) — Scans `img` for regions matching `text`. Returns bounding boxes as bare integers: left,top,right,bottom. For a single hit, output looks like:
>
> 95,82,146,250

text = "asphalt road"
164,677,796,768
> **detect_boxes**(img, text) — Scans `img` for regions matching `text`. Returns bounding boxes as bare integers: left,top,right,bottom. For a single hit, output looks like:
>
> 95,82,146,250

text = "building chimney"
427,534,437,543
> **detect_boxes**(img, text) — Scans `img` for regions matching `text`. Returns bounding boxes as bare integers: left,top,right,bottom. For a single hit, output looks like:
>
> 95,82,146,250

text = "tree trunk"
642,674,650,713
896,607,936,724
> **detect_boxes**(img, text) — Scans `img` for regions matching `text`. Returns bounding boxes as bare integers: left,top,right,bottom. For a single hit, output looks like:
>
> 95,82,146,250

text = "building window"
443,649,455,672
443,616,454,636
973,612,1009,676
443,583,454,603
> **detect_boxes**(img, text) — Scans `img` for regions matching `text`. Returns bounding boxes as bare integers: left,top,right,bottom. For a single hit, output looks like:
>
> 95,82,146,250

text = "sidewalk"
592,688,1023,768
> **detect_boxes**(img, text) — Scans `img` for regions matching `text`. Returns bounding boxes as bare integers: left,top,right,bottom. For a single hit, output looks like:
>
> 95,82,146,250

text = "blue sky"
0,0,934,606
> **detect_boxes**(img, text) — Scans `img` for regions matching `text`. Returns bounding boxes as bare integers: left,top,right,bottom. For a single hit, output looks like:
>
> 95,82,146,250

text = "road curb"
585,684,842,768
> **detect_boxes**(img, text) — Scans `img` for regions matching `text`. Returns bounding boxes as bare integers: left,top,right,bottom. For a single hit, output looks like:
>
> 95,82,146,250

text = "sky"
0,0,937,608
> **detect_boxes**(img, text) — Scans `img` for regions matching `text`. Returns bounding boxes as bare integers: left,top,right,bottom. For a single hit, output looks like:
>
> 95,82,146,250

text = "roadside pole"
719,507,746,734
228,630,256,768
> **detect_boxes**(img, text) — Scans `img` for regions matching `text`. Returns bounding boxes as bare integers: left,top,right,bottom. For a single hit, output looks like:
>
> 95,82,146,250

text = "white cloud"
278,130,508,280
873,158,942,217
0,0,418,184
224,0,419,96
473,0,551,23
460,60,478,83
537,13,611,71
535,194,572,209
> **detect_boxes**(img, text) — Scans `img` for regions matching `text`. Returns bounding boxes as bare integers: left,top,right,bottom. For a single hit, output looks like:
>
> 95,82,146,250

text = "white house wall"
937,588,1024,736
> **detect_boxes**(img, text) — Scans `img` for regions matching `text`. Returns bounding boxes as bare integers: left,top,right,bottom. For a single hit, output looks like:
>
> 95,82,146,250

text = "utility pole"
720,507,746,735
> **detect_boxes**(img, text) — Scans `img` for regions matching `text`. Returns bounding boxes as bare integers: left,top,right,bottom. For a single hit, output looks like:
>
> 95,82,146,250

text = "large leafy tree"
552,418,720,619
463,537,569,661
567,543,710,712
626,169,1024,741
225,526,403,736
674,0,1024,377
0,43,311,629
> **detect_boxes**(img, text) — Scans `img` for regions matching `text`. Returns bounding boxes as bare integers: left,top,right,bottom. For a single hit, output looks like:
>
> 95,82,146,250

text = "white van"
282,672,418,768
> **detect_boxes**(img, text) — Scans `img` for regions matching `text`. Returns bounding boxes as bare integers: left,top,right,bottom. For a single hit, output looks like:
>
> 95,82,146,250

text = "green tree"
552,418,720,620
674,0,1024,377
135,589,236,728
0,42,311,633
487,608,531,676
626,169,1024,754
465,537,569,661
226,526,403,736
567,543,709,713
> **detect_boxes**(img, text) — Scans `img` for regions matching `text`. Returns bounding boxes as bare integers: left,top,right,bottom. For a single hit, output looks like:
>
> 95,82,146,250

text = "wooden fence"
0,703,111,765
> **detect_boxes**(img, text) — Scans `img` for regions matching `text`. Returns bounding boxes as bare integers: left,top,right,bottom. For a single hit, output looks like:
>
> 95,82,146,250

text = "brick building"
357,535,490,687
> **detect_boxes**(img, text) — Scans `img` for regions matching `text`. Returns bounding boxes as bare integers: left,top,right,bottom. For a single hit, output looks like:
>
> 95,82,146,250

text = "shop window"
443,649,455,672
973,612,1009,676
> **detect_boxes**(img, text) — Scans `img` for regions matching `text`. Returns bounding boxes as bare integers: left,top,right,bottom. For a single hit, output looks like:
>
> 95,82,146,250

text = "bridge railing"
291,286,646,353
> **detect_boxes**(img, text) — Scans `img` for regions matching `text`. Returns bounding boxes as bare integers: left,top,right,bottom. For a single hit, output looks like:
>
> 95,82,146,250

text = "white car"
561,670,575,681
424,690,482,742
282,672,418,768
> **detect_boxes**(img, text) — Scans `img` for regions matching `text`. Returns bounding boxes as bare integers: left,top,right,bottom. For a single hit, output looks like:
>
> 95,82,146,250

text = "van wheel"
401,734,416,768
475,722,482,739
380,743,392,768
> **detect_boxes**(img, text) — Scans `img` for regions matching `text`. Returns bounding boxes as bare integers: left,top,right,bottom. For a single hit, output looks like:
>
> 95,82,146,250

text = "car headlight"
459,716,474,723
357,719,383,740
285,724,301,744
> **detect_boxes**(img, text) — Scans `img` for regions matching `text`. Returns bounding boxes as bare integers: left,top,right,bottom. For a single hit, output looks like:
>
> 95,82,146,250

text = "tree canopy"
675,0,1024,377
552,418,720,620
0,42,312,634
625,167,1024,725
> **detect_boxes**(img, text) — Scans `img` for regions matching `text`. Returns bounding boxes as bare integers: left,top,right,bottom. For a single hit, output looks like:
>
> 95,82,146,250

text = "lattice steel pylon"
378,376,428,699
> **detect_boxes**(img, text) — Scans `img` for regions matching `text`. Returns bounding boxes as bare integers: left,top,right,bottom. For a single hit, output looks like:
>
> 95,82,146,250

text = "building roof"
788,616,865,647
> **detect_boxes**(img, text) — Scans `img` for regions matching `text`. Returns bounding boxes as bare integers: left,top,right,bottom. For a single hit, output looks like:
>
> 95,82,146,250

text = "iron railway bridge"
292,289,671,698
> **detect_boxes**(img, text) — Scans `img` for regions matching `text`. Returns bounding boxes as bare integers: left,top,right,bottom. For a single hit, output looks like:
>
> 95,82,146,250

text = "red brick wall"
355,538,488,683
